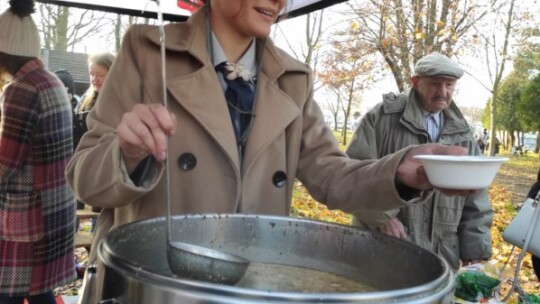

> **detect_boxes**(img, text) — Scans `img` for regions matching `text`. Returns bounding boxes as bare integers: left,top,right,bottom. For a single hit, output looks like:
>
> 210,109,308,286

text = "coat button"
272,171,287,188
178,153,197,171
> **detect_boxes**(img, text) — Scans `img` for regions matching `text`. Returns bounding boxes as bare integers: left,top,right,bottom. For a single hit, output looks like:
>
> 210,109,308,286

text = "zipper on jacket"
429,191,440,242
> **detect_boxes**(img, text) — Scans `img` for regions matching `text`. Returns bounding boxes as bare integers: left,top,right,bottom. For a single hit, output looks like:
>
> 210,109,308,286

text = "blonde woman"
73,52,114,214
73,52,115,149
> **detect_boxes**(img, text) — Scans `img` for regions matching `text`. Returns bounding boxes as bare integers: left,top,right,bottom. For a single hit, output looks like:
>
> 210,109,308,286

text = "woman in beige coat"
66,0,472,301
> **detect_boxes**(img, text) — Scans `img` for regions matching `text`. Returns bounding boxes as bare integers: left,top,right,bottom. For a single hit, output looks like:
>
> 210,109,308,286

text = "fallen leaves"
291,151,540,303
291,180,352,225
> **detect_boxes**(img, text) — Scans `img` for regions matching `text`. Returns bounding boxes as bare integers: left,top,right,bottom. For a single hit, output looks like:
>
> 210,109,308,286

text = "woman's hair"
79,52,115,112
0,52,34,76
277,0,293,20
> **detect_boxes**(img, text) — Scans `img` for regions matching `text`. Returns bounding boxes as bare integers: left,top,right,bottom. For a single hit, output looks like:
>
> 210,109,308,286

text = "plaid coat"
0,59,76,296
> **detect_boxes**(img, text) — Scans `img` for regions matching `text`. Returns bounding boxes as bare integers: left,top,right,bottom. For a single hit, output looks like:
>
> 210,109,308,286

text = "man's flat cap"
414,52,464,79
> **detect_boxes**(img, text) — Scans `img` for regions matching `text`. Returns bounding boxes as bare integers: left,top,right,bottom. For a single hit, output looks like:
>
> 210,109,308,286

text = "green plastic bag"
454,271,501,302
520,293,540,304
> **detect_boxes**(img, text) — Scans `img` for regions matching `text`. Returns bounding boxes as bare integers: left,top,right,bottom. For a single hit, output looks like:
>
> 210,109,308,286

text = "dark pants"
533,254,540,280
528,170,540,280
0,292,56,304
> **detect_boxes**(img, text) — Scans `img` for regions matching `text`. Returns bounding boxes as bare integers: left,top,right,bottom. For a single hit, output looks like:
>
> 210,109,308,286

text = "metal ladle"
151,0,249,285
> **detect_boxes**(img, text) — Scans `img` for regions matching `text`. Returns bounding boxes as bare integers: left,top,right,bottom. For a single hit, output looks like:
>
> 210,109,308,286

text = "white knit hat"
0,1,40,58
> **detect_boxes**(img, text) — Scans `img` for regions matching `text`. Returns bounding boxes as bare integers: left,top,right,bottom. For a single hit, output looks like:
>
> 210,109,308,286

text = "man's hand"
396,143,476,196
378,218,407,239
461,259,481,266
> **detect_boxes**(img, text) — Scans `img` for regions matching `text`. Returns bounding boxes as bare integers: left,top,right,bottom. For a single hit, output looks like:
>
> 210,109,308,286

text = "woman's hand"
116,103,177,171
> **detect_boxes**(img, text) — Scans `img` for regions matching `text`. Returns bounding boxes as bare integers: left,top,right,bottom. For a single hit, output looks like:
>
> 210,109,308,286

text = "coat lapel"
145,7,240,169
243,74,300,168
167,69,240,169
400,90,471,141
242,41,303,171
145,7,208,64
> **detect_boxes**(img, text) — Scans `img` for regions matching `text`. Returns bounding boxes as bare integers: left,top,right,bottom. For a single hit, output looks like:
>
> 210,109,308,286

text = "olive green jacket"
346,90,493,270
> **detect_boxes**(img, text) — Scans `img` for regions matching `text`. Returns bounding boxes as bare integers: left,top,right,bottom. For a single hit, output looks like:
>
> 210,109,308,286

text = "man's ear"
411,76,419,87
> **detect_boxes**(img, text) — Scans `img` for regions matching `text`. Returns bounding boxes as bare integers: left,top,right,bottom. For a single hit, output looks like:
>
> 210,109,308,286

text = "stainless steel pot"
98,214,454,303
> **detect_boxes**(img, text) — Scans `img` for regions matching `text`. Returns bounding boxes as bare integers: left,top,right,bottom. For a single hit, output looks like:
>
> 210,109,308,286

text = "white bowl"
413,155,509,189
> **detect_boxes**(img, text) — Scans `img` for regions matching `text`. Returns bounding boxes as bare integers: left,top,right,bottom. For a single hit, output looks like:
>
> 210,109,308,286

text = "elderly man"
346,52,493,270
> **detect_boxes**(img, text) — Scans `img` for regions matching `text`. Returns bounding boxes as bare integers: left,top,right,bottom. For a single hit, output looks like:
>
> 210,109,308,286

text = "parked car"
523,137,537,152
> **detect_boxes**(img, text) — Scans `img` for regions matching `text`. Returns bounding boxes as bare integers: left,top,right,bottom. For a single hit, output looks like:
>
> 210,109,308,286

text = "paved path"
494,157,538,204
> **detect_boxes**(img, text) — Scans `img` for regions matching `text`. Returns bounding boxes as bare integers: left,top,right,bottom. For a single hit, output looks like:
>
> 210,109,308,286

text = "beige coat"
66,8,421,302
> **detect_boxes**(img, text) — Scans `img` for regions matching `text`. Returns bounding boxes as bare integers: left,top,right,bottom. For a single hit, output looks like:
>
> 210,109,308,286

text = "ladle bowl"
167,241,249,285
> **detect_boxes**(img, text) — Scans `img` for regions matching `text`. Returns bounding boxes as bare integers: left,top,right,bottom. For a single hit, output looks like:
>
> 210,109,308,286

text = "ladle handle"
151,0,173,244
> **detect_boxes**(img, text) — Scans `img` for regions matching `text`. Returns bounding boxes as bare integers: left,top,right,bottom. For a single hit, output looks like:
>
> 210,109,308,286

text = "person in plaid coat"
0,0,76,303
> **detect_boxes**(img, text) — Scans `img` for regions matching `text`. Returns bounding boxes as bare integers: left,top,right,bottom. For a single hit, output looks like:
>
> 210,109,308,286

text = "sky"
0,0,518,114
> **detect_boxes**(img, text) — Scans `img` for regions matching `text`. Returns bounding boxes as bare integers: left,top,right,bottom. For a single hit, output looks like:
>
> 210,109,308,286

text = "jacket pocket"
436,232,460,270
0,192,44,242
435,197,464,225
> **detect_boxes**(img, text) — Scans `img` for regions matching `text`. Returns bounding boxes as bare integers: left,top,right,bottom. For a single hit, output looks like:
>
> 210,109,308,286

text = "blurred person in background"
0,0,76,303
526,168,540,279
346,52,493,271
73,52,115,216
74,52,115,150
55,69,85,211
480,128,489,154
55,68,79,110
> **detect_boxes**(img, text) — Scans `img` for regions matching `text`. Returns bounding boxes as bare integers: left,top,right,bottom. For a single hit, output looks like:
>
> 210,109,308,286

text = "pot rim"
99,214,455,302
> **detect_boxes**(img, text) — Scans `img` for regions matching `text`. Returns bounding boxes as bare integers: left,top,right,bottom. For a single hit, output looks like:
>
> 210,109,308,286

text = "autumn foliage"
291,145,539,303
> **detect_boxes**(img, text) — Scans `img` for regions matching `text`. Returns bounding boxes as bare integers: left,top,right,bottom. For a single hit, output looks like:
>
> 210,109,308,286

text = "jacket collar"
409,90,469,133
144,6,309,82
15,58,43,78
385,90,470,137
144,7,208,66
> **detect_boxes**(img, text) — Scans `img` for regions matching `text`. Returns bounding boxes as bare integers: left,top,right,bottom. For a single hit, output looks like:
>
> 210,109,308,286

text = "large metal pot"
98,214,454,303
